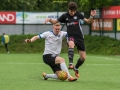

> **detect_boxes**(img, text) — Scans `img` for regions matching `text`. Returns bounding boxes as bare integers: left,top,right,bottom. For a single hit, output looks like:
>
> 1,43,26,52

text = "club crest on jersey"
73,16,77,19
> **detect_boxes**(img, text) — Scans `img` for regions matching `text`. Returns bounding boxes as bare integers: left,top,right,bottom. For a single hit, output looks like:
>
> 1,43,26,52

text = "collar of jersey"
50,30,59,36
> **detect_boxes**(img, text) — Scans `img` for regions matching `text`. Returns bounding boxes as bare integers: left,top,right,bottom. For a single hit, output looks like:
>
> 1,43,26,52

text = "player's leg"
42,70,63,80
5,44,9,53
67,37,75,69
75,51,86,68
74,51,86,77
42,60,76,81
73,38,86,77
42,73,58,80
55,56,77,81
42,54,77,81
42,54,59,80
42,54,71,80
55,56,71,78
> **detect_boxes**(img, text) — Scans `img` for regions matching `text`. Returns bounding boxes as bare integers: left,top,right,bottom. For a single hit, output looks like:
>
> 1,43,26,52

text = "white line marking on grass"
0,62,44,64
87,56,120,61
76,54,120,61
86,64,120,66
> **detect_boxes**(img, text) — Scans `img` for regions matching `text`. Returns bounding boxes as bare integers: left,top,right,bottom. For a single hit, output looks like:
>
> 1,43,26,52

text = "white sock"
74,67,78,70
60,63,71,78
45,74,58,79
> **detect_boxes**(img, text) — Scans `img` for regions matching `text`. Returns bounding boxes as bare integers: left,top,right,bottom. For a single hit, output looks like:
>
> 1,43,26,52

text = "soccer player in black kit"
44,2,96,78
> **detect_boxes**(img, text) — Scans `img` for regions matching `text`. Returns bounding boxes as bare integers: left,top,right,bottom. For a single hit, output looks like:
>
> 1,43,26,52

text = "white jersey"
39,30,67,55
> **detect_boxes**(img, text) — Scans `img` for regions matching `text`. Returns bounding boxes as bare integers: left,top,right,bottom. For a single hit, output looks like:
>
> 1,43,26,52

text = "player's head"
53,22,61,35
68,2,77,16
3,33,5,35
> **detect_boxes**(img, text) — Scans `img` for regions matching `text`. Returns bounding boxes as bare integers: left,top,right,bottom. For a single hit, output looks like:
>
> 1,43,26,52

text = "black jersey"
58,12,85,37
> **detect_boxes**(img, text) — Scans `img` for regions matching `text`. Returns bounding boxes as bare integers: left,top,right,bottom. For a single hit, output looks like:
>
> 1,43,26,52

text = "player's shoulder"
60,31,67,35
62,12,69,16
60,31,66,33
76,11,83,15
40,30,52,36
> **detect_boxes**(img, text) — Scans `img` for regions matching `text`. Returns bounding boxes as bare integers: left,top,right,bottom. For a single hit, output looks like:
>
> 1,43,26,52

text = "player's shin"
45,74,58,79
68,48,74,64
60,63,71,78
75,58,84,69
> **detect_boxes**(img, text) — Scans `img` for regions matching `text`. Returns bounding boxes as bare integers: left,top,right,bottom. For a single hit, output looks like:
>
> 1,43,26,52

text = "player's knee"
69,44,74,48
81,56,86,61
60,58,65,63
68,41,74,48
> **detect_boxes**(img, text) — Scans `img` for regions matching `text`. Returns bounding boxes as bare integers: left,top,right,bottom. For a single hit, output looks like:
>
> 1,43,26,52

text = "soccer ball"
57,71,68,81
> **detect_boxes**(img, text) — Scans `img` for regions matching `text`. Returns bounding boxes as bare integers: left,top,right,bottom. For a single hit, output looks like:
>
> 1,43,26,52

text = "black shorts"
67,36,86,51
43,54,61,73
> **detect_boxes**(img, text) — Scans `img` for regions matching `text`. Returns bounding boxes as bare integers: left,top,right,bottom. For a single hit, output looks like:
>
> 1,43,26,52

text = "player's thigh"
43,54,56,66
55,56,65,64
43,54,61,73
76,39,86,60
51,64,61,73
67,36,75,48
76,39,86,51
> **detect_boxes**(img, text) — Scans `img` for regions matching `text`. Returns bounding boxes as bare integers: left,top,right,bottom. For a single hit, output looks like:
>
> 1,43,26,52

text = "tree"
78,0,113,12
0,0,36,11
0,0,116,12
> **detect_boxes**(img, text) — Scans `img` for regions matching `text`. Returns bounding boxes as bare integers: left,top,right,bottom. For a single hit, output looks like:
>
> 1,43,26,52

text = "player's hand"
44,18,51,24
25,39,31,42
90,10,96,17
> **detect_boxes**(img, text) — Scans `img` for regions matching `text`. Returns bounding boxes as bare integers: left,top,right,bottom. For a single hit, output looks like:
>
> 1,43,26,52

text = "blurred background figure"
1,33,10,53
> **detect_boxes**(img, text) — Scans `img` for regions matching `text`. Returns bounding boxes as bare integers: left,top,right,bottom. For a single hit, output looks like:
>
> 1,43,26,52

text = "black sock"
5,44,8,52
75,58,84,69
68,48,74,64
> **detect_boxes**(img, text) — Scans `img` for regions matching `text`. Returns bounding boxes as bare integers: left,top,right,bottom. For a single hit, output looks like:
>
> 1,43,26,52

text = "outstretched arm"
25,35,39,43
44,18,58,24
84,10,96,24
1,36,5,43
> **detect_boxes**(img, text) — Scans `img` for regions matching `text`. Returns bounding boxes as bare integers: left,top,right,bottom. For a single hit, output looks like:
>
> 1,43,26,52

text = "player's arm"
1,36,5,44
84,17,93,24
44,18,58,24
83,10,96,24
25,35,39,43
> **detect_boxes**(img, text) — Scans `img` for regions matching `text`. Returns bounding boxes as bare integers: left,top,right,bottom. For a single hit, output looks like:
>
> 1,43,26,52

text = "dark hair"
68,2,77,11
3,33,5,35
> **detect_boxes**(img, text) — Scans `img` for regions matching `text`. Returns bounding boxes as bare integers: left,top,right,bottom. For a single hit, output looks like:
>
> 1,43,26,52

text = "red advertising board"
102,6,120,18
0,12,16,24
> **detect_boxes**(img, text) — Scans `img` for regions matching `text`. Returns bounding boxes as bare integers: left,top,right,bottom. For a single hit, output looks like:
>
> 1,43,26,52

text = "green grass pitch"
0,54,120,90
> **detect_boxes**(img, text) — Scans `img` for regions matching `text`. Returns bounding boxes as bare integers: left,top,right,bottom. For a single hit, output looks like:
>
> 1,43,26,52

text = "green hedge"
85,35,120,55
0,34,120,55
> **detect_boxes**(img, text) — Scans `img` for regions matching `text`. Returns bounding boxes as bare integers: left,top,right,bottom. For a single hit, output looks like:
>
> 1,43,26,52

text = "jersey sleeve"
58,13,66,23
39,31,49,39
62,31,67,38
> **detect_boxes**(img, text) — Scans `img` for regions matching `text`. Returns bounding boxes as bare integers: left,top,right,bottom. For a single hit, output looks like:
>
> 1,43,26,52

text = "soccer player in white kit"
25,23,77,82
